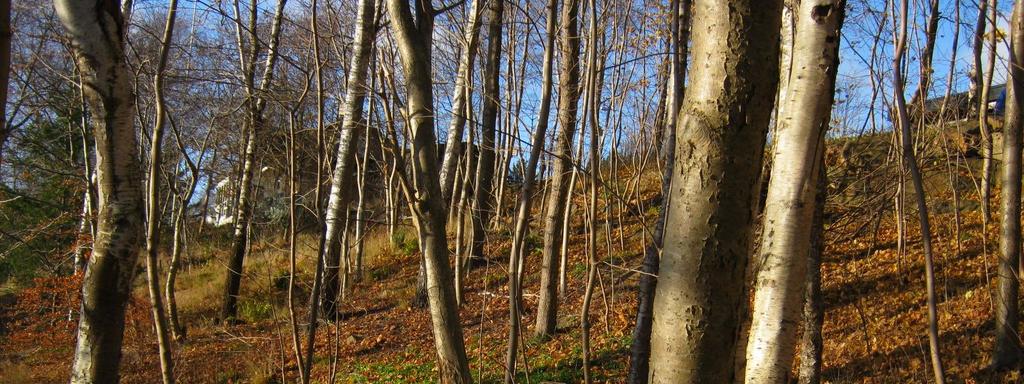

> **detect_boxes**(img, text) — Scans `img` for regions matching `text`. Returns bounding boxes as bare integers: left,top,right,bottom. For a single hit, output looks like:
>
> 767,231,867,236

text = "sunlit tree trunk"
299,0,330,380
386,0,473,381
627,1,689,382
73,95,97,274
797,159,827,384
892,0,945,381
285,97,307,383
221,0,287,322
439,0,485,202
56,1,143,382
353,128,372,281
973,0,996,223
991,0,1024,370
535,0,581,339
321,0,377,321
416,0,486,308
580,1,601,381
469,0,503,262
647,0,782,382
743,2,844,383
143,2,180,381
165,133,205,343
504,0,557,380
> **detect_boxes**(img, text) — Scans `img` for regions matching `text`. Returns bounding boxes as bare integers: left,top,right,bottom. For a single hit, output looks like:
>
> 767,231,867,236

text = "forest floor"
1,160,1022,383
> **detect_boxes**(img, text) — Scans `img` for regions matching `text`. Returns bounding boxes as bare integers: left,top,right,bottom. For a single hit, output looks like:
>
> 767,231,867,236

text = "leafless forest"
2,0,1024,382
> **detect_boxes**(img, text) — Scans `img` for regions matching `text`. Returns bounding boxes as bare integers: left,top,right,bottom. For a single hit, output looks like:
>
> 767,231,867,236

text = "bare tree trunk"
386,0,472,381
220,0,287,322
647,0,782,382
493,27,529,230
454,161,470,304
73,183,94,273
974,0,996,223
300,1,329,380
743,2,844,383
416,0,486,307
56,2,143,382
197,150,215,238
166,193,188,342
143,2,180,381
535,0,581,339
939,0,963,264
456,119,477,305
892,0,945,381
470,0,504,263
73,92,98,273
991,0,1024,370
504,0,557,380
285,100,308,384
580,1,601,381
439,0,485,201
354,126,372,281
909,0,940,107
165,124,209,343
627,1,688,382
559,122,586,276
320,0,377,321
797,158,827,384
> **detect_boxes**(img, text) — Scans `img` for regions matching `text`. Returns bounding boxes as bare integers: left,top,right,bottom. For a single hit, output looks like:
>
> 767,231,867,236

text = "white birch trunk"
744,2,845,382
55,1,144,382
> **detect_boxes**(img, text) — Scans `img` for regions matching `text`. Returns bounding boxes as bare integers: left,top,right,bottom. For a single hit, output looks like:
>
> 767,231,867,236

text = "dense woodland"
3,0,1024,382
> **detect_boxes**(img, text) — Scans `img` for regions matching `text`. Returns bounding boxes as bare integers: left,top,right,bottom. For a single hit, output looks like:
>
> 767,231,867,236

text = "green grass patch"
346,361,435,383
238,299,273,322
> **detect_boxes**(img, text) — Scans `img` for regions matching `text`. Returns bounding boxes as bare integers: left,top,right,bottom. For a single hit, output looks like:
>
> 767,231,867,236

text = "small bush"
238,300,273,323
399,237,418,255
391,230,419,255
571,262,588,278
347,361,435,383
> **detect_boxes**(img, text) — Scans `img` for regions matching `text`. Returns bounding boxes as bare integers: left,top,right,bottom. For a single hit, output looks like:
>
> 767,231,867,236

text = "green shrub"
391,230,419,255
347,361,434,383
571,262,588,278
238,300,273,322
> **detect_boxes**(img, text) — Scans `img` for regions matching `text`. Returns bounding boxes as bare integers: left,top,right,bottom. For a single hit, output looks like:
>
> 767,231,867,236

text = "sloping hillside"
1,146,1020,383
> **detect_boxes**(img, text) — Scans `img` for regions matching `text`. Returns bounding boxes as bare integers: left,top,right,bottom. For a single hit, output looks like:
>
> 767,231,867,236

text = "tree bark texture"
647,0,782,382
743,1,844,383
991,0,1024,370
535,0,581,339
321,0,377,320
797,157,827,384
439,0,485,202
220,0,288,322
386,0,473,382
892,0,946,381
143,1,180,382
55,1,144,382
627,1,689,382
470,0,504,261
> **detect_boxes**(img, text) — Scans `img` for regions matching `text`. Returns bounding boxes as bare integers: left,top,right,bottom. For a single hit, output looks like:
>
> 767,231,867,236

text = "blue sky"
835,0,1014,135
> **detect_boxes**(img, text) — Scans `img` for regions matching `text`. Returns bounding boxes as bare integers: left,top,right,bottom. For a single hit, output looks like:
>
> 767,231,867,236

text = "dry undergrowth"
1,167,1022,383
